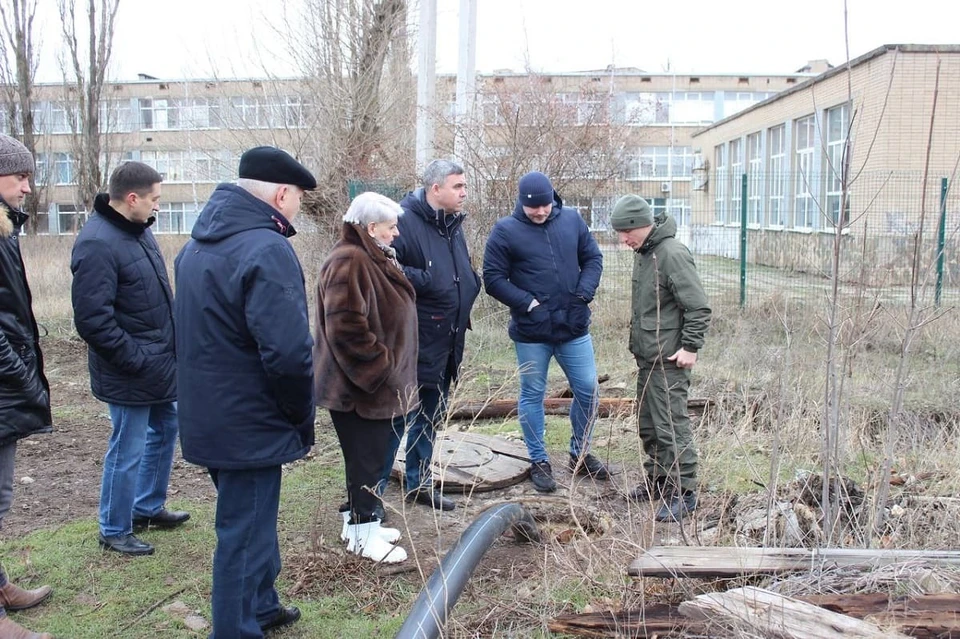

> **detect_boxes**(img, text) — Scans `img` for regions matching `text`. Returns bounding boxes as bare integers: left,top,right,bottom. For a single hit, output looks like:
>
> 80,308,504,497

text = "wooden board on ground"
548,604,705,638
629,546,960,578
446,397,713,421
678,587,910,639
391,431,530,493
549,594,960,638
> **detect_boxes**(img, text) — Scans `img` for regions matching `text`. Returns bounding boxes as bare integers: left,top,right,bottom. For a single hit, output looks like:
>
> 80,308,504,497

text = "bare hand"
667,348,698,369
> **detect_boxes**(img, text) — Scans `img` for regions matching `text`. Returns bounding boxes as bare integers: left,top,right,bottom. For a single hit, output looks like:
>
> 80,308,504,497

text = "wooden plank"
678,587,910,639
629,546,960,578
547,596,960,639
446,397,713,421
548,604,701,638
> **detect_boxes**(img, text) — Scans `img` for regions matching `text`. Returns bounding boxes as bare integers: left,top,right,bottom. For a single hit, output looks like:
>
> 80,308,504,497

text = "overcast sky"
32,0,960,83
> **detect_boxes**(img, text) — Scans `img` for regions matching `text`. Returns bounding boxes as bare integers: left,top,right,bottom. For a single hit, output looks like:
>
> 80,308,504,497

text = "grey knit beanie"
610,194,654,230
0,134,35,176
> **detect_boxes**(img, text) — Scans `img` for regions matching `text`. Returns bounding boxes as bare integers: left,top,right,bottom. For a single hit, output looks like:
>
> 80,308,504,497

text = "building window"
767,124,786,227
728,137,743,224
141,98,221,131
57,204,87,233
140,151,219,183
746,132,763,226
637,146,693,179
155,202,201,234
100,100,135,132
794,114,817,229
48,102,77,134
714,144,727,224
620,92,669,125
826,102,851,226
38,152,76,185
670,198,691,227
669,92,715,124
569,196,615,231
723,92,763,118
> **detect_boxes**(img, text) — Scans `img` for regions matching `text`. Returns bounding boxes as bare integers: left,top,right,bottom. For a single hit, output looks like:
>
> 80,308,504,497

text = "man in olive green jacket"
611,194,711,522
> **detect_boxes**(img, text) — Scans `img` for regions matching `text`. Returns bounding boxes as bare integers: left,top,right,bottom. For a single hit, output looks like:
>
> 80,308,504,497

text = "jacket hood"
639,214,678,254
192,183,296,242
400,188,465,236
93,193,154,235
0,199,27,238
511,190,564,224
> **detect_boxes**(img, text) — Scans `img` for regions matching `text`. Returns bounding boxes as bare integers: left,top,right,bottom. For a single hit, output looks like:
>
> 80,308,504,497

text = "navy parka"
483,192,603,344
395,189,481,388
71,194,176,405
174,184,315,470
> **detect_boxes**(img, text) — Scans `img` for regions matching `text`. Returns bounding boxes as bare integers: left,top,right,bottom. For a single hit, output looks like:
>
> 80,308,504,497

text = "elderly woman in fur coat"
314,192,419,564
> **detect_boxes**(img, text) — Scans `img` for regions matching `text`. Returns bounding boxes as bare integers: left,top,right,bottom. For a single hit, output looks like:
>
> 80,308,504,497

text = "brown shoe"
0,615,54,638
0,581,53,611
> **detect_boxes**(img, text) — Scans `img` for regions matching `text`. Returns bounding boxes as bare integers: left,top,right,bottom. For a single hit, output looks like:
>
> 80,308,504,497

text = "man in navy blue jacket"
380,159,481,512
483,172,609,492
174,147,315,638
72,161,186,557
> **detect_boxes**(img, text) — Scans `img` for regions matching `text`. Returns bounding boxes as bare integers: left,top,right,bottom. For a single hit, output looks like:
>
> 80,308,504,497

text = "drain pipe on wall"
395,502,541,639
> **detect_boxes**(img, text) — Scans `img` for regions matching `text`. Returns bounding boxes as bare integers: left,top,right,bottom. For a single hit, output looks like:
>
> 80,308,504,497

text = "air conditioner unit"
660,181,671,193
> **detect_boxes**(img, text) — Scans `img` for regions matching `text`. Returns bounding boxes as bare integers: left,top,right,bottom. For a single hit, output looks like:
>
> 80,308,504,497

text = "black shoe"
405,488,455,511
133,508,190,530
627,475,666,502
98,533,155,556
568,453,610,480
655,491,698,522
529,461,557,493
260,605,301,632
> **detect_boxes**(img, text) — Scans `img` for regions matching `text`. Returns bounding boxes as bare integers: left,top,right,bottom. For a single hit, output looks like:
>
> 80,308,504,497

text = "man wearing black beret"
174,146,316,636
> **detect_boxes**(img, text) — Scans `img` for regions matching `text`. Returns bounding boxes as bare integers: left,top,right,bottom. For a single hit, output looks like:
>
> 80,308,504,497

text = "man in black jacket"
379,159,481,511
0,133,54,639
71,162,186,558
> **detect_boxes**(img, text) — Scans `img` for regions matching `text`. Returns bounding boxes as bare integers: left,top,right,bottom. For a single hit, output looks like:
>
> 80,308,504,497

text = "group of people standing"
0,130,711,637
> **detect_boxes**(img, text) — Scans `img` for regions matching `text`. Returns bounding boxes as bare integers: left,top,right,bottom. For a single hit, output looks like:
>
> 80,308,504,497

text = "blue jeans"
99,401,178,537
515,334,599,463
208,466,283,639
381,378,450,493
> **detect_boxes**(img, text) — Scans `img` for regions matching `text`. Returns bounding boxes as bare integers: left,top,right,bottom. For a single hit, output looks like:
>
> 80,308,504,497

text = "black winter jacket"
395,189,481,388
174,184,315,470
0,201,52,446
483,192,603,344
71,195,176,405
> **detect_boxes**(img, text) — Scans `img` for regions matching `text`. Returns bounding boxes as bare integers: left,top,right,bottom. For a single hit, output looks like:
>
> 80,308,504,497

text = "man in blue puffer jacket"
483,171,609,492
72,162,186,558
175,147,315,638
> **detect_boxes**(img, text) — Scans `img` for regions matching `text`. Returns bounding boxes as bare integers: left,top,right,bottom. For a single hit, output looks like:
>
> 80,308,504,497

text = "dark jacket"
483,192,603,344
70,194,176,405
174,184,315,470
314,223,419,420
629,214,711,364
0,201,52,446
395,189,481,387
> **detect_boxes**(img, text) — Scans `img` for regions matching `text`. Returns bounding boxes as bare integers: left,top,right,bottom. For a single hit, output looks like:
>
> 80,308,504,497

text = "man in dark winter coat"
175,147,315,638
72,162,186,558
379,159,481,512
483,171,609,493
612,194,711,523
0,133,54,639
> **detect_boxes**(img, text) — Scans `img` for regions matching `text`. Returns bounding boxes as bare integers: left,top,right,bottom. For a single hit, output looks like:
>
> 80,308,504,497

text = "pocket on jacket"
514,303,552,341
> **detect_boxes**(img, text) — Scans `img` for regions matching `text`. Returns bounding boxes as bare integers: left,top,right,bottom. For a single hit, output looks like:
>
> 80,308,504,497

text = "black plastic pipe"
395,502,541,639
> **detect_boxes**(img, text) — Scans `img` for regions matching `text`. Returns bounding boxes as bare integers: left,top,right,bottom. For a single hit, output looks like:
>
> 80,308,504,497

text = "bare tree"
0,0,42,229
450,74,638,243
57,0,120,212
281,0,415,220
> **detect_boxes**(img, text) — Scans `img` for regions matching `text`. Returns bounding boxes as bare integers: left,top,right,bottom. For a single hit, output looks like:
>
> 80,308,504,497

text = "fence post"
740,173,748,309
936,177,948,307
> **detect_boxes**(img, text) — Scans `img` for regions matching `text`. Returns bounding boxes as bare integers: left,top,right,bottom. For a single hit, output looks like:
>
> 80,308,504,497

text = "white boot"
339,511,401,543
346,521,407,563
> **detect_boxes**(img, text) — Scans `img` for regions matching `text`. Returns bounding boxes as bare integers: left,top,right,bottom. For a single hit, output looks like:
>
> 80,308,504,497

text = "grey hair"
422,159,464,189
237,177,283,202
343,191,403,226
